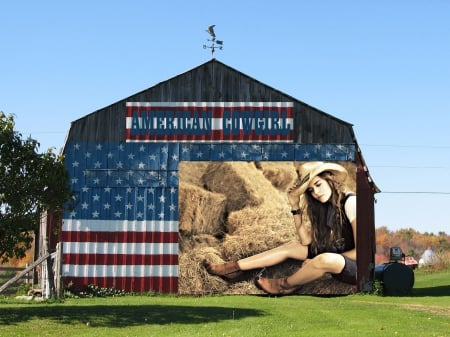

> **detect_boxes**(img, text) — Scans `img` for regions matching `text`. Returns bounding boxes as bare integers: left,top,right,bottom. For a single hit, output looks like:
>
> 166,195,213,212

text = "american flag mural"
63,142,180,292
62,102,356,293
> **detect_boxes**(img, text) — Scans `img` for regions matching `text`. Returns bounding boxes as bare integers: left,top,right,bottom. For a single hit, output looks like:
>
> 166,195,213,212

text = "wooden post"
55,243,63,298
45,238,56,299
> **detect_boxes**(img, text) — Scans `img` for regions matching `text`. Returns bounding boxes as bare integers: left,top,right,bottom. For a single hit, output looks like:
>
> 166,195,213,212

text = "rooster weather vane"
203,25,223,58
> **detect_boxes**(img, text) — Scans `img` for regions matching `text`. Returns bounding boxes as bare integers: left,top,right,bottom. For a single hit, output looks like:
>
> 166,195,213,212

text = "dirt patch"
352,300,450,317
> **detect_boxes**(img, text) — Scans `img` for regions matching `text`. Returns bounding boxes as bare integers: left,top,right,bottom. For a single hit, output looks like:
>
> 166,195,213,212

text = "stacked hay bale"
178,161,356,295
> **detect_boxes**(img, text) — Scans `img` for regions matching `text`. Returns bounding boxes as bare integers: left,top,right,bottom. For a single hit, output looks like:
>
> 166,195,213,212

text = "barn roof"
65,59,356,144
63,58,378,192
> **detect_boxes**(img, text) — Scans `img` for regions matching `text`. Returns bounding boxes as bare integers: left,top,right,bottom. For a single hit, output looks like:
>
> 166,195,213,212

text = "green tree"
0,112,72,263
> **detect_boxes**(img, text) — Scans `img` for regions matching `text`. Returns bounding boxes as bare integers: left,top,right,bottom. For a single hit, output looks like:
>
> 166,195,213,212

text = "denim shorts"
307,247,357,285
331,255,357,285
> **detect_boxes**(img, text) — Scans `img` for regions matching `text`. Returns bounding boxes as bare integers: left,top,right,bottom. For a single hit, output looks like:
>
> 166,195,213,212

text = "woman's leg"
286,252,345,284
238,240,308,270
255,253,346,294
204,240,308,279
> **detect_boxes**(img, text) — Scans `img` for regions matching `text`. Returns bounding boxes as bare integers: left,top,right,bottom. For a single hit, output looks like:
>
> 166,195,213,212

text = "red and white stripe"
62,219,178,293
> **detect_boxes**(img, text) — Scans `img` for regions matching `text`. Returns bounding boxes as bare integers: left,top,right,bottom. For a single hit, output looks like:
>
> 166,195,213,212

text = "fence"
0,253,52,295
1,245,64,298
0,266,34,294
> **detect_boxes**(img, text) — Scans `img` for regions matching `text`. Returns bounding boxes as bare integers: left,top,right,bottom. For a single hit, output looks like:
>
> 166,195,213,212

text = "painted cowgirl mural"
203,161,357,295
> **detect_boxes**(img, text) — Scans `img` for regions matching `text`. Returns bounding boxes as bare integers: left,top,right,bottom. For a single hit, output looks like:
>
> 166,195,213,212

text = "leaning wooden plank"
0,253,50,294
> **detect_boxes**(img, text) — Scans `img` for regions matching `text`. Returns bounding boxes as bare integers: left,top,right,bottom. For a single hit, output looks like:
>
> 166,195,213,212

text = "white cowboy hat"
295,161,348,195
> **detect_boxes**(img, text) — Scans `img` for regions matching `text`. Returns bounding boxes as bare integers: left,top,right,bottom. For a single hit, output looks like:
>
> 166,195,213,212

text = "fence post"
45,238,56,299
25,263,29,285
55,243,63,298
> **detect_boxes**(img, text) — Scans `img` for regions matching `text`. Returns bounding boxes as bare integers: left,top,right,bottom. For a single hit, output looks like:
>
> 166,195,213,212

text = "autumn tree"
375,226,449,261
0,112,72,263
375,226,391,255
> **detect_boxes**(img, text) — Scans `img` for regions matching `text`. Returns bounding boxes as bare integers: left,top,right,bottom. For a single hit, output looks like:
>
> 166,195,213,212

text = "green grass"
0,269,449,337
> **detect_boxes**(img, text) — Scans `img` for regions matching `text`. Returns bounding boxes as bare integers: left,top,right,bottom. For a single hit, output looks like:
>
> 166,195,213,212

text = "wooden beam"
0,253,50,294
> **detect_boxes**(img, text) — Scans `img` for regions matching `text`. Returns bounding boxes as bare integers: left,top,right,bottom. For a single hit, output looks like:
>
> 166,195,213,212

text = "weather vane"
203,25,223,58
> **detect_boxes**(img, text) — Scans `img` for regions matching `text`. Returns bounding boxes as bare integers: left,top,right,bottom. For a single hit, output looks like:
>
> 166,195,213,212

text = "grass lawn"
0,269,448,337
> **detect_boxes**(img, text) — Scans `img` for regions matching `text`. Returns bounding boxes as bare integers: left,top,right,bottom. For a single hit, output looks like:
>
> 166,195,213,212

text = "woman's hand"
287,182,302,208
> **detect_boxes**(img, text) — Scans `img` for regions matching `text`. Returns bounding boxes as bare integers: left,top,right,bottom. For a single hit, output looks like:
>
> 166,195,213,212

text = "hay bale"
178,181,227,234
178,245,267,295
222,204,295,261
296,275,356,295
201,162,272,212
178,233,220,253
226,197,292,234
178,247,230,295
220,176,295,261
260,162,298,191
178,162,210,186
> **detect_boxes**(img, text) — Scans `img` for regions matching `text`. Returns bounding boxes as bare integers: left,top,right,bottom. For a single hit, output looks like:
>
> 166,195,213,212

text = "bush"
76,284,129,298
15,283,31,296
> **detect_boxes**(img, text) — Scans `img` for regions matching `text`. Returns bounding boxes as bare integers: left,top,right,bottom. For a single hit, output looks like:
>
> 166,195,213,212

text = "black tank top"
307,193,355,258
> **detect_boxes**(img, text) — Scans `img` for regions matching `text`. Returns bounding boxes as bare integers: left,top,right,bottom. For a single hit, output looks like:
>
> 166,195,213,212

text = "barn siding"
356,150,377,292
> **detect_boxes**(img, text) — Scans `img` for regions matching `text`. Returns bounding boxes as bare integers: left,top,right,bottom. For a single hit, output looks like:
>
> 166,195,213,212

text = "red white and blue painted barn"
57,59,378,294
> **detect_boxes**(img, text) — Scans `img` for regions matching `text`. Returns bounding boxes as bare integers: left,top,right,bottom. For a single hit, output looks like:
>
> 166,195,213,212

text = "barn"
54,59,378,295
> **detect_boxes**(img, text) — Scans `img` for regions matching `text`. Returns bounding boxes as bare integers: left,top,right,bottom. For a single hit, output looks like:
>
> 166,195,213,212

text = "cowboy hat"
294,161,348,195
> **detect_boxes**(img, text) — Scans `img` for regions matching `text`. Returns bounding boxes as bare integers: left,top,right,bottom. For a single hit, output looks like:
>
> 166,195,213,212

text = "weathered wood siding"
66,59,355,144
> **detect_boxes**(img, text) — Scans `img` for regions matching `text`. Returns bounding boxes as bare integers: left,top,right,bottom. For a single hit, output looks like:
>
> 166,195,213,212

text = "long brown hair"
304,171,347,255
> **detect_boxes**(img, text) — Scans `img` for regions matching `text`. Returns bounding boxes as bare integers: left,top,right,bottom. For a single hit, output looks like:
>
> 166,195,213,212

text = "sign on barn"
126,102,294,142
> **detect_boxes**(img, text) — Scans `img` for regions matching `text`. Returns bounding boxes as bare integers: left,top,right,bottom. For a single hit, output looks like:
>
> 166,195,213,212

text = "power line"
22,131,66,135
371,165,450,170
380,191,450,195
360,144,450,149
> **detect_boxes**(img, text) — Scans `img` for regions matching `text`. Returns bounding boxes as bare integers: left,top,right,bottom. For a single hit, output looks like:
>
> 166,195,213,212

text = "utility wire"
360,143,450,149
380,191,450,195
371,165,450,169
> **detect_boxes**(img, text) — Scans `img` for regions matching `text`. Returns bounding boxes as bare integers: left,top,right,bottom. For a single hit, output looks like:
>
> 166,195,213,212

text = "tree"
0,112,72,263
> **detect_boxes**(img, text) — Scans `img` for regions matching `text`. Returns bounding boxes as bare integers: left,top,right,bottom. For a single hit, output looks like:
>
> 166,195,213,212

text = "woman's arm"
293,212,312,245
342,218,357,260
342,195,357,260
288,185,311,245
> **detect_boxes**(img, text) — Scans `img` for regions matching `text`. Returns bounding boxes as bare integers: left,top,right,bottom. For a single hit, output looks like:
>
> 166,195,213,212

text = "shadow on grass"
0,304,265,327
412,285,450,297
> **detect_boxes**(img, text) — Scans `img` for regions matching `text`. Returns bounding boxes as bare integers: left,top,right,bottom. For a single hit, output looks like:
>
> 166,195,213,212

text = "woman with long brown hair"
204,161,357,295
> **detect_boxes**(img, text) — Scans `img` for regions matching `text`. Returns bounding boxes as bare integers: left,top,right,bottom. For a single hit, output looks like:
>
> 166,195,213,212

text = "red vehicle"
401,256,419,269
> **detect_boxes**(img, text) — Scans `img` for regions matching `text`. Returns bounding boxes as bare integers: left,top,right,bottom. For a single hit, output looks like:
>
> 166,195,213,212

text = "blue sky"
1,0,449,234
